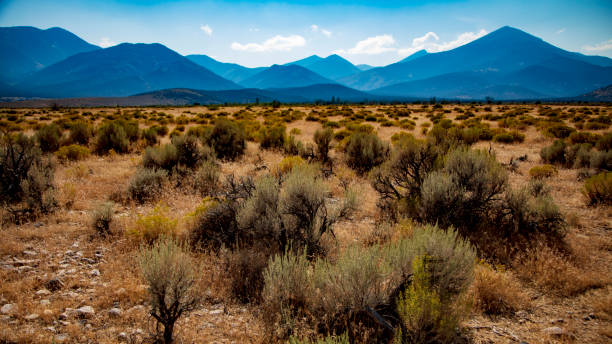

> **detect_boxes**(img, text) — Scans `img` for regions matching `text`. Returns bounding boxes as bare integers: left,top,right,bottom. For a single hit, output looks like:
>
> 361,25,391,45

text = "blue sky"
1,0,611,67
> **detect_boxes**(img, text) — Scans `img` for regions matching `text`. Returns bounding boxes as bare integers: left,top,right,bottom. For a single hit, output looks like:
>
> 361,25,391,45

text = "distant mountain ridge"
342,26,612,94
0,26,100,83
286,54,362,80
186,54,265,83
1,25,611,102
15,43,240,97
240,64,335,89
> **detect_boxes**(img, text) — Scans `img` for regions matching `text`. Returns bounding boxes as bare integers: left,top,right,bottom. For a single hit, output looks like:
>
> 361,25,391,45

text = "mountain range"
1,25,611,103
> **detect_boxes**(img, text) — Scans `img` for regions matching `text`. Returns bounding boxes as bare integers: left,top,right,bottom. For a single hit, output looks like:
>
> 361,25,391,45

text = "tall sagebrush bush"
205,119,245,160
0,133,56,222
345,132,388,174
139,238,197,344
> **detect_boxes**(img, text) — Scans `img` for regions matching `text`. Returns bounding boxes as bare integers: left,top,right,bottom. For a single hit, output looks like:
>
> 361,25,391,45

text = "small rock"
108,307,122,317
36,289,51,296
44,326,56,333
90,269,100,277
25,313,39,321
54,334,68,342
550,318,564,324
118,332,128,341
45,278,63,291
1,304,15,315
209,309,223,315
115,288,126,295
43,309,53,316
33,222,43,228
40,299,50,305
23,250,37,256
543,326,565,336
76,306,95,318
515,310,528,318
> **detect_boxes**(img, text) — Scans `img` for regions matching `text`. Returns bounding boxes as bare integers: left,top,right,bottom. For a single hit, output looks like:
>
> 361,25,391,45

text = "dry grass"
471,263,530,316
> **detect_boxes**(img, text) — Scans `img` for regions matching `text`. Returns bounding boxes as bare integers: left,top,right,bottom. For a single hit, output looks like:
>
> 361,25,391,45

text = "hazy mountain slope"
16,43,240,97
399,49,428,63
241,64,335,89
573,84,612,102
288,54,361,80
186,54,265,83
341,26,612,90
373,71,546,100
0,26,100,83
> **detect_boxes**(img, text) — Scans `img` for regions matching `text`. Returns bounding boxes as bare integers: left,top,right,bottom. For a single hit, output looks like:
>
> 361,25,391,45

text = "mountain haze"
186,54,265,83
0,26,100,83
17,43,240,97
287,54,362,80
241,64,335,89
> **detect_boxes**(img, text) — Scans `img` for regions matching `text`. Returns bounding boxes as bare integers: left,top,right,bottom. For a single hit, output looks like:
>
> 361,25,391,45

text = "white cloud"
311,24,332,38
99,37,116,48
200,24,213,36
231,34,306,52
556,28,566,34
583,39,612,52
398,29,487,56
339,34,396,55
249,27,260,32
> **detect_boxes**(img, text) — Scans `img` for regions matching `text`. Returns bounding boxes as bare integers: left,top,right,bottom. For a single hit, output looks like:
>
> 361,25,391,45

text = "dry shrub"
35,123,62,152
127,168,167,204
226,247,269,303
345,132,388,174
529,164,558,179
289,333,349,344
274,156,306,177
470,263,529,315
314,128,333,162
205,118,246,160
91,201,115,236
138,238,197,344
0,133,56,222
193,161,220,196
95,121,129,154
55,144,90,162
128,204,178,243
515,244,606,297
583,172,612,205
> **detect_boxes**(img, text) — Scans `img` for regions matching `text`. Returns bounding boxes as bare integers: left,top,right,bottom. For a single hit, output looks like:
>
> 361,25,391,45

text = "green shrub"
583,172,612,205
55,144,90,162
172,134,209,169
568,131,600,145
544,124,575,139
193,161,220,196
263,248,311,318
595,132,611,151
91,201,114,236
529,164,558,179
420,148,507,230
589,150,612,170
142,127,159,146
314,128,333,162
95,121,129,154
127,168,167,203
540,140,566,165
259,125,286,150
68,121,93,145
115,119,140,142
395,256,463,344
138,238,197,344
345,132,388,174
143,143,178,172
36,123,62,152
206,119,245,160
0,133,56,221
